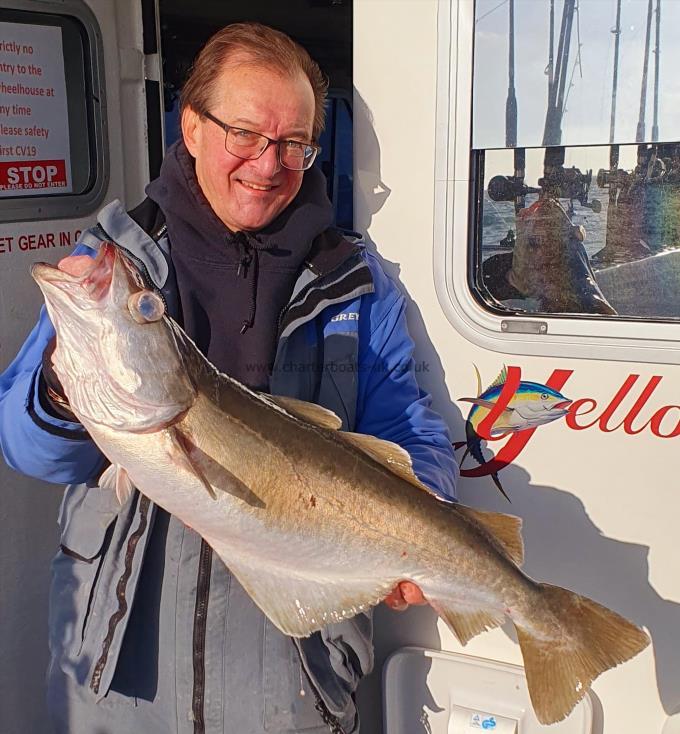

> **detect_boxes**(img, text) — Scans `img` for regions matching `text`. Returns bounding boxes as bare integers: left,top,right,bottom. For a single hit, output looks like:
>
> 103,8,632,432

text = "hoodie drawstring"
233,232,278,334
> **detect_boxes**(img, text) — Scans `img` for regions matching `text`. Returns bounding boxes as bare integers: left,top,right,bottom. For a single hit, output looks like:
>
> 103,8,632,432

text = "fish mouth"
552,400,572,411
32,243,117,301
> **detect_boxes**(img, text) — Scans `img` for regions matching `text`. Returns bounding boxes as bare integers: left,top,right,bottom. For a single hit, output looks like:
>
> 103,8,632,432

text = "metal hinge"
144,52,160,82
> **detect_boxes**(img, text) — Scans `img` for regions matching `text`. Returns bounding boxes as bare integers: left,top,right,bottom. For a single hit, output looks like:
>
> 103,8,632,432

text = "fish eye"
540,393,549,400
128,289,165,323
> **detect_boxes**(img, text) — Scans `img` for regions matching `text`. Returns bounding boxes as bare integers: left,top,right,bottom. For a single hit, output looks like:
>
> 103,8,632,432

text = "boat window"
0,2,107,223
470,0,680,322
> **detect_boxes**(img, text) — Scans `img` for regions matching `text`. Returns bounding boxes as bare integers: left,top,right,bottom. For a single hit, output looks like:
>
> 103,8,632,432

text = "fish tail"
513,583,649,725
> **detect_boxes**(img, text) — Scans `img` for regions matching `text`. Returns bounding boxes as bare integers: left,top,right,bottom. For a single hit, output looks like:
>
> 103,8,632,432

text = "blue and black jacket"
0,199,458,734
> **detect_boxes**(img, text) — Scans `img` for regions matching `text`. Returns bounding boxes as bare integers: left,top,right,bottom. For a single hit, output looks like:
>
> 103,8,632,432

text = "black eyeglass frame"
202,111,321,171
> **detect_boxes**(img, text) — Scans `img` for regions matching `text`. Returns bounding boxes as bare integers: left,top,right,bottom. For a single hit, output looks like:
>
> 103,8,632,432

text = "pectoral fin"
165,427,217,500
99,463,135,506
167,427,264,508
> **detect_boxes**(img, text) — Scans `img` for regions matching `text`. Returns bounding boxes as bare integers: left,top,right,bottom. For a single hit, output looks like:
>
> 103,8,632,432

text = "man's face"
182,60,316,233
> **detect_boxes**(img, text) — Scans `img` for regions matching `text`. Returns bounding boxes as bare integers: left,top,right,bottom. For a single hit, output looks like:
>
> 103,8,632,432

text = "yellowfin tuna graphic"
458,366,572,500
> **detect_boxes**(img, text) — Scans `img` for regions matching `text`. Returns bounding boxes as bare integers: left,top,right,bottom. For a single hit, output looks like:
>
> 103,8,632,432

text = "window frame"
0,0,108,224
434,0,680,366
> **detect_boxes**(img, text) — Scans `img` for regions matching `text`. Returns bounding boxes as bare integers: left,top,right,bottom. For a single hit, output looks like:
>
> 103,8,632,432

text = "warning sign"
0,160,67,191
0,22,72,197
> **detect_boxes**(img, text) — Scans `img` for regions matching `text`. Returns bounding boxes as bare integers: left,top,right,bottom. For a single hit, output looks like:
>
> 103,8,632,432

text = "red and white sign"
0,22,72,196
0,159,67,191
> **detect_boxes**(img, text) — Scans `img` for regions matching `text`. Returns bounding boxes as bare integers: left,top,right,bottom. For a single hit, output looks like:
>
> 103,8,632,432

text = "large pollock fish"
32,243,649,725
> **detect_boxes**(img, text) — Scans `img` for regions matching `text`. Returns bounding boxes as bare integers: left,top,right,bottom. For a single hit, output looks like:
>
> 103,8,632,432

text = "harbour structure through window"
471,0,680,321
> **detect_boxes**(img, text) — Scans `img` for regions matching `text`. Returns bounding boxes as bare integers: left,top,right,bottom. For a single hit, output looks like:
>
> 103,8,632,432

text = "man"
0,23,458,734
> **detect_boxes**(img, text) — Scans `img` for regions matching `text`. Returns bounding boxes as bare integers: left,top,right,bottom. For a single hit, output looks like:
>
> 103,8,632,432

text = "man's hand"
40,336,77,421
383,581,427,611
58,253,96,276
38,249,94,422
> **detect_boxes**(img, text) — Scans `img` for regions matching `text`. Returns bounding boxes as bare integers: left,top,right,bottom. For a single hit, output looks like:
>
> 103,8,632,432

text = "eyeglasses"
203,111,320,171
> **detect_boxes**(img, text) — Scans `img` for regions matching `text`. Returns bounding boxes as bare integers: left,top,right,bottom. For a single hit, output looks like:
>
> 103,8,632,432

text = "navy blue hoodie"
146,141,334,389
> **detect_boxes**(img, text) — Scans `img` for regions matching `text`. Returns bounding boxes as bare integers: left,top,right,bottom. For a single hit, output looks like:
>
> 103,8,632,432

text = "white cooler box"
382,647,593,734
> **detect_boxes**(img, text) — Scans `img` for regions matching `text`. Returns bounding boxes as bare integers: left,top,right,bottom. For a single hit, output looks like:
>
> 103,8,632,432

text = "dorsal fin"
473,363,483,397
454,505,524,566
340,432,439,497
488,365,508,390
266,400,443,499
266,395,439,497
266,395,343,431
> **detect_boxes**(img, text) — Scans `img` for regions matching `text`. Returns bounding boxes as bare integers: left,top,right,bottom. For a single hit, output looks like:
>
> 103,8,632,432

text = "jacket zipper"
101,226,353,727
275,266,331,341
95,225,170,314
104,223,207,728
90,495,150,694
275,252,368,342
116,243,170,314
192,539,213,734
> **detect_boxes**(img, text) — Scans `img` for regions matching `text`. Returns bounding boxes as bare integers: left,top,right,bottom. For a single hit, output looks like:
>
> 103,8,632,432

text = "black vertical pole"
555,1,575,122
543,0,567,144
637,0,654,143
652,0,661,142
604,144,620,257
607,0,623,259
542,0,576,146
610,0,622,143
506,0,517,148
548,0,554,89
513,148,526,214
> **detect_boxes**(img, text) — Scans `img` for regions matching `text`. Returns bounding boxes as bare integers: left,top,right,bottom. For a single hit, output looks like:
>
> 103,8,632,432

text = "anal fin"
430,599,506,645
211,545,395,636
